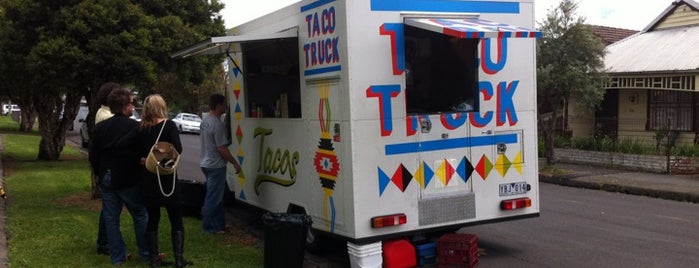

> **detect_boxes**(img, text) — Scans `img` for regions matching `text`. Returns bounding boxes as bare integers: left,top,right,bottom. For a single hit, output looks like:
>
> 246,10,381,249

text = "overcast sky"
220,0,674,31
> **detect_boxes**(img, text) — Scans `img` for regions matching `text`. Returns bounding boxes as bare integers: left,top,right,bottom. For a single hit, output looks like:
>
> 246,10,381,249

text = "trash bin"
261,212,313,268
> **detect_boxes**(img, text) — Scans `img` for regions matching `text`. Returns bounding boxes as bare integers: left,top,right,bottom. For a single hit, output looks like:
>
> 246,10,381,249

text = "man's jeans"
201,166,227,233
101,170,149,264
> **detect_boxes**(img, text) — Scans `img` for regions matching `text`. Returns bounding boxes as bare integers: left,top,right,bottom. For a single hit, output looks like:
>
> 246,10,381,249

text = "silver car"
171,112,201,134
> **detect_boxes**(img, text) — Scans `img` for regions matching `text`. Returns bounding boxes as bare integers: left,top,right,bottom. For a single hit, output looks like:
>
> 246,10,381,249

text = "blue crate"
415,240,438,266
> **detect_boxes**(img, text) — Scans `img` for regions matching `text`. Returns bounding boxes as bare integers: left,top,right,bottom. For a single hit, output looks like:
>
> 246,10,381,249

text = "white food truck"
174,0,540,258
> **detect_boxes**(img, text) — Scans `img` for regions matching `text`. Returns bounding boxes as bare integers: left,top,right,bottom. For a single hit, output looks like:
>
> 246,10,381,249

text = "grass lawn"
0,116,263,267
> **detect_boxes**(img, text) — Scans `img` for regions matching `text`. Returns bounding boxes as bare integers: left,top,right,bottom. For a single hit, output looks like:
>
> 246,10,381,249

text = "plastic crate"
414,240,438,266
438,233,478,250
438,233,479,268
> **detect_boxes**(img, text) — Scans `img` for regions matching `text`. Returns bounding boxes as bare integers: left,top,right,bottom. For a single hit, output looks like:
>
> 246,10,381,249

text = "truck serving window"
243,38,301,118
405,25,478,115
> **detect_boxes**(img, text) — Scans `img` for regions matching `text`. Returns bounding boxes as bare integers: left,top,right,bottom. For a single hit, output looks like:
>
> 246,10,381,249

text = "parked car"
3,104,19,116
171,113,201,134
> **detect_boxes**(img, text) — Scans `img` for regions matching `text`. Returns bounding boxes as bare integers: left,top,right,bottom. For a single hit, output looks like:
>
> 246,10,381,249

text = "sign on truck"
174,0,541,257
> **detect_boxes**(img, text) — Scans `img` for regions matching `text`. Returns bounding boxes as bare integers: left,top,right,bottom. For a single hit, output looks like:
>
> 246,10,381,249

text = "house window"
647,90,693,131
243,38,301,118
404,25,478,114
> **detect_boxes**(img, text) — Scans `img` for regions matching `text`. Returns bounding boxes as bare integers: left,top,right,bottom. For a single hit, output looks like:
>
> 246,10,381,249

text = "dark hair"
209,94,226,110
97,82,122,106
108,87,132,114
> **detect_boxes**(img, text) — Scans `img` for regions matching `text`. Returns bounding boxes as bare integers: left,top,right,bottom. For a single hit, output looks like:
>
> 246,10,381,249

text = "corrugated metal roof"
604,25,699,73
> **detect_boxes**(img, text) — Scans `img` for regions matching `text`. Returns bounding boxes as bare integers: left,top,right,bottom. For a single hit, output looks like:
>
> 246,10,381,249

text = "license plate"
499,181,528,196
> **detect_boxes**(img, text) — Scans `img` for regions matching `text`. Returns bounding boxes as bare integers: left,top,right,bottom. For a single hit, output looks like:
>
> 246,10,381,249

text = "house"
560,25,637,137
568,0,699,147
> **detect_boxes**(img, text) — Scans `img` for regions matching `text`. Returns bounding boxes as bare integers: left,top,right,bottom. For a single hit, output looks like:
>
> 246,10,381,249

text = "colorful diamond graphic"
513,151,523,174
234,84,241,99
314,150,340,178
476,155,493,180
391,164,413,192
378,168,391,196
436,160,455,186
414,161,434,189
239,190,246,200
235,126,243,144
495,154,512,177
456,157,474,183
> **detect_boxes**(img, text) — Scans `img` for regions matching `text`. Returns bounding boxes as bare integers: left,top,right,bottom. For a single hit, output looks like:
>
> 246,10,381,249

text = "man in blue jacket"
89,87,149,265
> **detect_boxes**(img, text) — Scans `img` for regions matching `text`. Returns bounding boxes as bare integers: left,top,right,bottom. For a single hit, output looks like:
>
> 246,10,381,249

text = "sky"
219,0,675,31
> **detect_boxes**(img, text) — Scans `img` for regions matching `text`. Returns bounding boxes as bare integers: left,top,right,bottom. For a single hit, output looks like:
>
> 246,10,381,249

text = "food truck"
174,0,541,257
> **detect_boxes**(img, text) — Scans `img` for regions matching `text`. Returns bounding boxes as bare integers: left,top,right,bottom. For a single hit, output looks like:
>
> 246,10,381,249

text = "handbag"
145,119,180,197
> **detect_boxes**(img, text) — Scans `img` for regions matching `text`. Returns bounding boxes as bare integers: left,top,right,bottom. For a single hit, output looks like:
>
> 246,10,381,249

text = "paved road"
465,183,699,267
177,133,204,183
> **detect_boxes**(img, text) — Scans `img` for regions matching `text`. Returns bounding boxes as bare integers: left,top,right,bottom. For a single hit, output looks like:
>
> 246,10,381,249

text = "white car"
3,104,19,116
172,113,201,134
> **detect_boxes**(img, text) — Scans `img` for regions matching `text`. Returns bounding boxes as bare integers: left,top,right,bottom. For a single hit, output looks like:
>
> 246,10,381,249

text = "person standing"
137,94,191,267
94,82,119,256
89,87,149,265
200,94,241,234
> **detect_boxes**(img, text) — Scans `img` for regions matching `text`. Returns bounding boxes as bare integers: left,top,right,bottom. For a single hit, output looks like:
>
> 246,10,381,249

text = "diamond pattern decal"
495,154,511,177
456,157,474,183
235,126,243,144
476,154,493,180
436,160,455,186
513,151,523,174
391,164,413,192
414,161,434,188
378,168,391,196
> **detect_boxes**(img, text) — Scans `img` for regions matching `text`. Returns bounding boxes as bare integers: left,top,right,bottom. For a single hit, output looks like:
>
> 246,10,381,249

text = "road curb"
539,174,699,203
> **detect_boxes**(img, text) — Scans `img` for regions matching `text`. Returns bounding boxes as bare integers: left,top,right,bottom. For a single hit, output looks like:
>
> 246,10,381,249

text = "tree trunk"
14,99,36,132
538,110,558,165
35,92,82,160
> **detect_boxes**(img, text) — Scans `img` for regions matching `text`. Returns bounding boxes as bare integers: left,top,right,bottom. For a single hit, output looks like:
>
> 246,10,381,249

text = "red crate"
438,246,478,257
438,233,479,268
438,233,478,250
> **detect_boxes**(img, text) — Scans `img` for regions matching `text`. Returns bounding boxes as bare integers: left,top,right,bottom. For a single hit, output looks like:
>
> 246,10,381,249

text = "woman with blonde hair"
138,94,191,267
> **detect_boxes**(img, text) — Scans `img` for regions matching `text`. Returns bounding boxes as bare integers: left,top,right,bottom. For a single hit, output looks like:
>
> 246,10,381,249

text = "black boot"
146,232,161,267
172,231,193,268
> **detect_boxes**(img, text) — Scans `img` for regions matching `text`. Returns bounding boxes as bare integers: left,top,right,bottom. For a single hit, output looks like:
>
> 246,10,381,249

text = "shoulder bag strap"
153,119,176,197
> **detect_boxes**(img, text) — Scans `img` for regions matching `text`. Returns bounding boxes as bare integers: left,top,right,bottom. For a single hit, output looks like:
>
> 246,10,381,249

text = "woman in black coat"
138,94,191,267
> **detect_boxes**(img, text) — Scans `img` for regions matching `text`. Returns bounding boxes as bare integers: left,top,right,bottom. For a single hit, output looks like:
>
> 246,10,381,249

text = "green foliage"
671,145,699,157
538,137,546,156
560,135,669,155
536,0,608,162
553,135,571,148
1,130,263,267
0,0,227,160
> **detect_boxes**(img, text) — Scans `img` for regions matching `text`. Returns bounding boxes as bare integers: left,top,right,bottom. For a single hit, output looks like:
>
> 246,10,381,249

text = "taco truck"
173,0,541,262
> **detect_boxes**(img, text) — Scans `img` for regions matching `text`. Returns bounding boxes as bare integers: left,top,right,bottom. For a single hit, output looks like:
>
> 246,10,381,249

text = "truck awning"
171,30,298,58
404,18,541,39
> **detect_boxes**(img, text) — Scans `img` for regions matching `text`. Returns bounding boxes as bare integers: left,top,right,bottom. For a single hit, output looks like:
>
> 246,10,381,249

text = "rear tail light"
500,197,531,210
371,213,407,228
